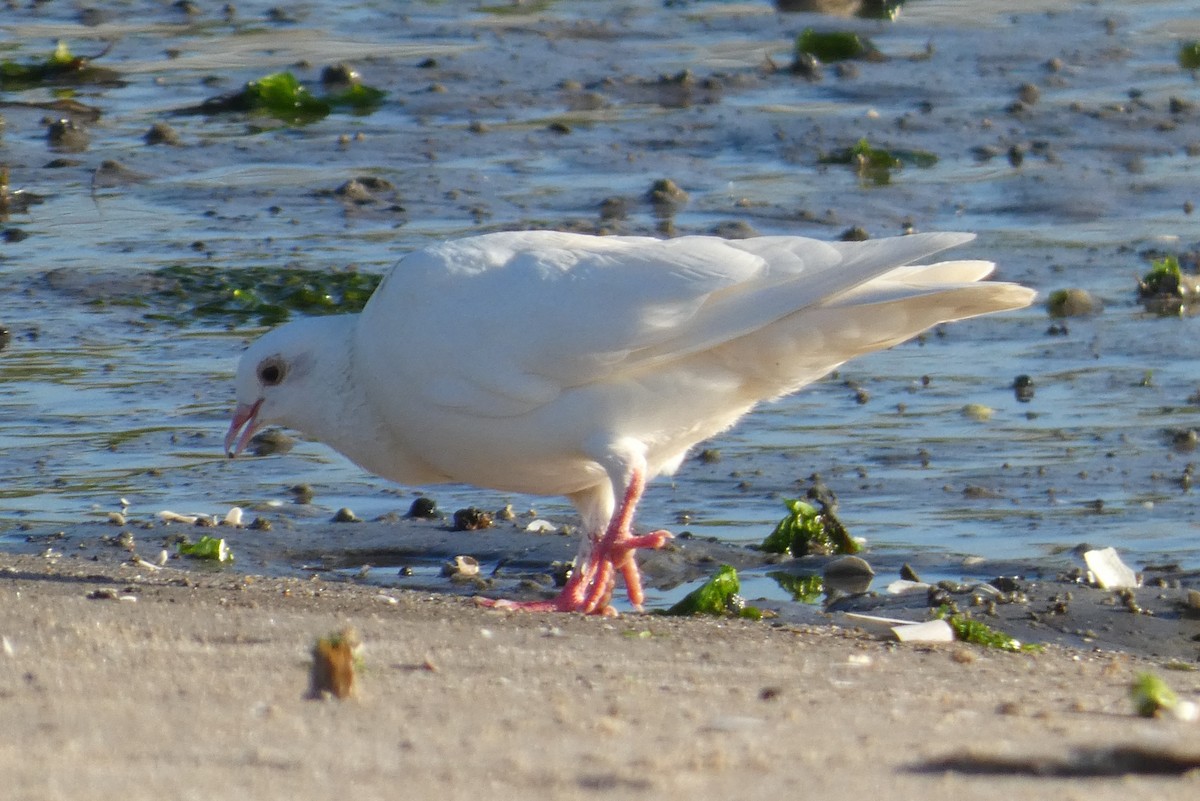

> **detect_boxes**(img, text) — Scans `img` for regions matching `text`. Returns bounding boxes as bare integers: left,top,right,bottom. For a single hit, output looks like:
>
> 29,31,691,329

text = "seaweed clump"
179,70,385,125
935,606,1042,652
1137,254,1200,315
0,41,122,90
151,264,381,326
759,497,860,557
1179,41,1200,71
664,565,762,619
820,138,937,186
794,28,883,63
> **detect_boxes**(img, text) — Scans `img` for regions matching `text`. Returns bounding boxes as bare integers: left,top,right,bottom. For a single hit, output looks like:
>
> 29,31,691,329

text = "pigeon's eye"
258,358,286,386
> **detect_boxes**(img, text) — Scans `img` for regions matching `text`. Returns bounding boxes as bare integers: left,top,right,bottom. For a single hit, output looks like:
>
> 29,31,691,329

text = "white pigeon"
225,230,1034,613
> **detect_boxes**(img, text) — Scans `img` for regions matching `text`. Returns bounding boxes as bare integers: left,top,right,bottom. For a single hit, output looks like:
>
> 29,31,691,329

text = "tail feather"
706,279,1035,400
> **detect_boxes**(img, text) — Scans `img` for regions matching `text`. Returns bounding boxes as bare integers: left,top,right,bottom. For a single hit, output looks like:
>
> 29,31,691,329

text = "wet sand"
5,540,1200,799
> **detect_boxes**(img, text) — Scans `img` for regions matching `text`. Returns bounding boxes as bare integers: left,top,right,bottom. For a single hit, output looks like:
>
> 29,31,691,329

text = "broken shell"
892,619,956,644
887,579,932,595
223,507,244,527
1083,547,1141,589
157,510,199,524
525,519,557,533
441,555,480,578
840,612,916,636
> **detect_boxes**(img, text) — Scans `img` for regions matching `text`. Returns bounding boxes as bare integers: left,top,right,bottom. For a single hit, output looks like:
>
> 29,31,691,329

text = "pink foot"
475,466,671,615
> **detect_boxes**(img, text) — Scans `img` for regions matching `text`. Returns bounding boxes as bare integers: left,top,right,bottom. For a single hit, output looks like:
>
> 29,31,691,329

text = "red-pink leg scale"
476,467,671,614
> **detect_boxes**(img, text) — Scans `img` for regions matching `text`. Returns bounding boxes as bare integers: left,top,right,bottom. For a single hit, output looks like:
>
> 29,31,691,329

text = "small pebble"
646,178,688,209
1046,288,1103,317
407,497,438,518
144,122,182,146
46,119,89,151
452,507,493,531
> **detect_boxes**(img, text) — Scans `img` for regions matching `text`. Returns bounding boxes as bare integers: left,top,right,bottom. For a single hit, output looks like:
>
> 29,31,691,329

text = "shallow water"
3,0,1200,607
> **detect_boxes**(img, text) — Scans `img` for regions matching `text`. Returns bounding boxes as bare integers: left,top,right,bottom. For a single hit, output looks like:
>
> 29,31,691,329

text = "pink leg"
476,467,671,614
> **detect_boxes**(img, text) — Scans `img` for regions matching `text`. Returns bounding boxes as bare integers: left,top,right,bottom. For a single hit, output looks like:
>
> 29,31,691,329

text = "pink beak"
224,399,264,457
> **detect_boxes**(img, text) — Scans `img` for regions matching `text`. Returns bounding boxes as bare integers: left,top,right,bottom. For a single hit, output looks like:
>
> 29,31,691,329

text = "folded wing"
356,231,1031,419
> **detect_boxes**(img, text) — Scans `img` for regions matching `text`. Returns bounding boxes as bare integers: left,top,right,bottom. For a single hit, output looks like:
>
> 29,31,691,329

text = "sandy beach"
4,548,1200,800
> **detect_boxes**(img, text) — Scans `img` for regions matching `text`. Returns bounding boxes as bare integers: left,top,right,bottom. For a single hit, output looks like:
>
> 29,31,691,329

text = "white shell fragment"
1083,547,1141,589
887,579,932,595
157,510,199,524
1175,700,1200,723
891,619,957,644
841,612,918,636
524,519,557,533
841,613,957,644
222,507,244,527
442,555,480,578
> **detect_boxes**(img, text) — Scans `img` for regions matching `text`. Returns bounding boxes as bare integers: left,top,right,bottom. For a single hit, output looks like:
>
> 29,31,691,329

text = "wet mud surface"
10,514,1200,661
3,1,1200,657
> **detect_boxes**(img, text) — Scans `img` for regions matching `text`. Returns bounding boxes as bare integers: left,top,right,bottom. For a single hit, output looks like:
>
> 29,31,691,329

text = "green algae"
760,498,860,557
151,264,381,326
183,71,386,124
664,565,761,618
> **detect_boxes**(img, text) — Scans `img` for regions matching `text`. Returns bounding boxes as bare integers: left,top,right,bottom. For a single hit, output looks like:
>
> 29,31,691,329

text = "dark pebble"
599,196,630,221
1013,374,1035,402
289,484,315,504
321,63,359,88
407,497,438,519
646,178,688,209
452,506,493,531
144,122,183,146
46,119,89,152
989,576,1024,593
710,220,759,240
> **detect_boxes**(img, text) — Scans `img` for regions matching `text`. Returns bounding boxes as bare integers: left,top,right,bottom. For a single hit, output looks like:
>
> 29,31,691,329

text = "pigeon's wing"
355,230,984,418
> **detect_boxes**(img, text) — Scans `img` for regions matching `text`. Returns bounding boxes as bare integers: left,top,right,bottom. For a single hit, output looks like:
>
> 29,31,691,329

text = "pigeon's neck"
286,315,372,450
297,315,447,486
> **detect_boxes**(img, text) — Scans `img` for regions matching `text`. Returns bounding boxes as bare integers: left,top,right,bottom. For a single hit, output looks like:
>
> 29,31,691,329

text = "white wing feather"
356,230,1016,419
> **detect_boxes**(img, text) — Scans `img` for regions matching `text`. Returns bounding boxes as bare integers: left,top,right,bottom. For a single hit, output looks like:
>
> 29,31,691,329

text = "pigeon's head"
224,316,353,457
